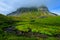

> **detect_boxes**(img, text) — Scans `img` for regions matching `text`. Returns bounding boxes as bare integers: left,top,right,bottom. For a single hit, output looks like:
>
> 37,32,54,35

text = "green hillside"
0,6,60,40
7,14,60,40
16,15,60,35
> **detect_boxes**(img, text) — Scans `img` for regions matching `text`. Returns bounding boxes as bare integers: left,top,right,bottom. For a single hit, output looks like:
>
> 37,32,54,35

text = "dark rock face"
7,7,38,16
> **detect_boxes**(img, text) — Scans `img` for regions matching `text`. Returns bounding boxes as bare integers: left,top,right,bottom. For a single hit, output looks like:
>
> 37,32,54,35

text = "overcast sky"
0,0,60,15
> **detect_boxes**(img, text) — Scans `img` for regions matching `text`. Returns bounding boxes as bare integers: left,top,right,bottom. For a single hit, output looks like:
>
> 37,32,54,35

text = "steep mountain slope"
7,5,58,16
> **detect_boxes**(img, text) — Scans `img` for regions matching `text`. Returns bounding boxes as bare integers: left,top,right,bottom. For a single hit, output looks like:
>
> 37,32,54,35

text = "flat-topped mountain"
7,5,58,16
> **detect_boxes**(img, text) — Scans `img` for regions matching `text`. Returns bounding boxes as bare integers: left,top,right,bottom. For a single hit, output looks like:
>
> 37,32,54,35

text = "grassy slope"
0,11,60,40
16,12,60,35
15,12,60,40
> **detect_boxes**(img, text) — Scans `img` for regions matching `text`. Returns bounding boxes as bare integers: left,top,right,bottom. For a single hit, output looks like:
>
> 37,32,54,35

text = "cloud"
0,0,50,8
51,9,60,15
0,1,15,14
0,0,60,15
0,0,50,15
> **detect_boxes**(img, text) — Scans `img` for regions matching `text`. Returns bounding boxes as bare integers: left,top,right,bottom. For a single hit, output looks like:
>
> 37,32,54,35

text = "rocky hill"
7,5,58,16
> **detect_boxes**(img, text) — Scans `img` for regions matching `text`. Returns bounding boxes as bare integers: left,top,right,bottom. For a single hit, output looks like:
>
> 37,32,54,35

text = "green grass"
16,16,60,35
0,13,60,40
15,16,60,40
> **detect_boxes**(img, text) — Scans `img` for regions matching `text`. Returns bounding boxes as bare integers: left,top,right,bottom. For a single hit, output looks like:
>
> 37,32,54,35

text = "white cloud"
0,1,15,14
0,0,60,15
51,9,60,15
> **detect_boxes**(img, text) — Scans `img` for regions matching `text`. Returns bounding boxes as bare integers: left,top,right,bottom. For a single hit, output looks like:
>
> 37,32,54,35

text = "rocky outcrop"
7,7,38,16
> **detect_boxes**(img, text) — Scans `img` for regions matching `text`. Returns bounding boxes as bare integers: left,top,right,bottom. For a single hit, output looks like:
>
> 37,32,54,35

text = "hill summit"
7,5,57,16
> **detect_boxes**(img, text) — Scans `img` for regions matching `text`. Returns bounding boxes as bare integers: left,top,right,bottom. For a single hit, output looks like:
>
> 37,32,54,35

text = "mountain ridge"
7,5,58,16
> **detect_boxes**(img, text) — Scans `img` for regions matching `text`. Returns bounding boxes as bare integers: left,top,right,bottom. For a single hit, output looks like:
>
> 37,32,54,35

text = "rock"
3,26,48,38
7,5,58,16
